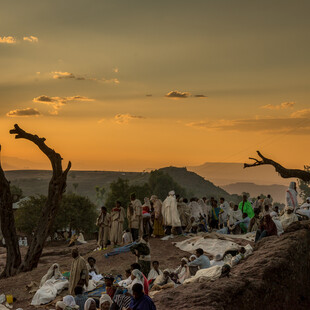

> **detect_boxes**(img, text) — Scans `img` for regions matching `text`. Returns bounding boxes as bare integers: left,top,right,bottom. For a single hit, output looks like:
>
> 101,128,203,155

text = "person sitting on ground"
118,269,133,287
131,235,151,277
130,283,156,310
147,261,163,282
74,286,88,310
280,206,299,230
187,248,210,270
248,208,261,232
87,257,99,274
219,264,231,278
131,263,149,295
69,248,89,295
99,294,113,310
188,254,199,276
39,263,63,287
300,197,310,210
174,257,189,284
273,205,279,215
84,298,97,310
127,269,145,295
231,247,246,266
234,213,251,233
122,229,133,245
104,275,117,299
63,295,79,309
255,214,277,242
270,211,284,235
151,269,175,291
110,293,132,310
238,195,254,219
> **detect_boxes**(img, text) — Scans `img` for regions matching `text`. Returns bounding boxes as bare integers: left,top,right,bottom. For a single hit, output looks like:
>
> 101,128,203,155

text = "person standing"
110,201,125,246
162,190,181,235
68,248,89,295
96,206,110,250
128,193,143,241
238,195,254,219
286,182,298,211
150,195,165,237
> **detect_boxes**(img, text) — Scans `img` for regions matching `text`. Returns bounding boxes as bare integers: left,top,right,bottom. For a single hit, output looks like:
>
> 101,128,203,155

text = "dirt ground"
0,236,189,309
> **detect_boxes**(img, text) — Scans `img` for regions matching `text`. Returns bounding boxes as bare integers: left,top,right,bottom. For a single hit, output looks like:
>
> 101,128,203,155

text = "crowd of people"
31,180,309,310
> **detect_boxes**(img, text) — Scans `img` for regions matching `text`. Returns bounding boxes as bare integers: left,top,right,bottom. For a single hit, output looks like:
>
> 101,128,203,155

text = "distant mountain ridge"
4,167,241,203
188,162,294,186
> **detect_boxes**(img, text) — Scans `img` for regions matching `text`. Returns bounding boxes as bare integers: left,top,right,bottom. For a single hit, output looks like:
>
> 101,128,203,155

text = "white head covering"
285,205,294,212
84,298,96,310
150,195,158,201
307,197,310,202
100,294,113,307
181,257,188,263
132,269,144,282
189,255,197,261
169,190,175,196
40,263,62,287
63,295,76,307
289,182,296,190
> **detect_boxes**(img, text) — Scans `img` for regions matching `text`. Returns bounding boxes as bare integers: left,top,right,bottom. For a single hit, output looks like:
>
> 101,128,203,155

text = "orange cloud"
23,36,38,43
98,114,145,124
261,102,296,110
0,36,16,44
165,90,190,98
6,108,40,117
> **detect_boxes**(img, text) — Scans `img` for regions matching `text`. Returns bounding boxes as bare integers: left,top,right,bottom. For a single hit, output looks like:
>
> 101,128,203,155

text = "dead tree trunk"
0,146,22,278
9,124,71,272
244,151,310,182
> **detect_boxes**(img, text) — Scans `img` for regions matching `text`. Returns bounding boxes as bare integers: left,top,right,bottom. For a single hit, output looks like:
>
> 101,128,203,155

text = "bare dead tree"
0,145,22,278
244,151,310,182
0,124,71,277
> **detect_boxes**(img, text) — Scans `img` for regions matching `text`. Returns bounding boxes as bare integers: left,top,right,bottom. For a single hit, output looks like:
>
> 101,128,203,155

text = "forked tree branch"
244,151,310,182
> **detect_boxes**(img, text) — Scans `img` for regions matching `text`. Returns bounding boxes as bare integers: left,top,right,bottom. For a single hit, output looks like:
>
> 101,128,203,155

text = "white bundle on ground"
174,236,239,257
31,277,68,306
183,265,222,284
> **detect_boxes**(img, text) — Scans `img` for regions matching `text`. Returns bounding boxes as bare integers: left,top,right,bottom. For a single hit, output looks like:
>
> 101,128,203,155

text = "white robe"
162,195,181,227
189,201,203,221
286,182,298,210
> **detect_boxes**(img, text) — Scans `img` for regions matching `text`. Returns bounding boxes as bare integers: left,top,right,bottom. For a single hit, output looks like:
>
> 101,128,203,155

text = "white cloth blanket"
174,236,240,257
31,277,68,306
183,265,222,284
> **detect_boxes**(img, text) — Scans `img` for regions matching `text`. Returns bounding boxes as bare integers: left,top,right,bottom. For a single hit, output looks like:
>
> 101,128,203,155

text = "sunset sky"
0,0,310,171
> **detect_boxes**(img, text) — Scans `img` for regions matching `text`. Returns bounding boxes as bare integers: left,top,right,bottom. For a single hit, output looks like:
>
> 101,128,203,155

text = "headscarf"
100,294,113,307
40,263,62,287
56,301,67,310
181,257,188,263
132,269,144,282
63,295,76,308
150,195,158,202
169,190,175,196
189,255,197,261
84,298,96,310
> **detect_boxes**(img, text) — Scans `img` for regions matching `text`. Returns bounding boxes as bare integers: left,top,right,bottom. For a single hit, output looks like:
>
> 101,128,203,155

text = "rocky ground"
1,221,310,310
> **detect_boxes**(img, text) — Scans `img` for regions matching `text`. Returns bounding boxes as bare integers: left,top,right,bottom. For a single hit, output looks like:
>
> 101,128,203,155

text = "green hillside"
5,167,240,203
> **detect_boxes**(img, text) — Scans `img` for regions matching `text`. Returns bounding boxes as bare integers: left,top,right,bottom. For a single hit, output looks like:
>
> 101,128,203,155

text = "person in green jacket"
238,195,254,219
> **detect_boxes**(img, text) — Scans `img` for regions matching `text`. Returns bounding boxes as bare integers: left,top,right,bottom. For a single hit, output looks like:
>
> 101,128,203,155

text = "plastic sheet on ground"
174,235,241,257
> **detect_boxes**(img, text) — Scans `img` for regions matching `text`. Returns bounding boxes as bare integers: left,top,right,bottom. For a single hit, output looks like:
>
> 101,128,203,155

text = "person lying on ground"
147,261,163,282
130,283,156,310
187,248,210,270
150,269,175,291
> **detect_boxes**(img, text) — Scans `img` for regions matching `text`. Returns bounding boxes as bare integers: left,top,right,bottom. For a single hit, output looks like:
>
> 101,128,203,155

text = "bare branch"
244,151,310,182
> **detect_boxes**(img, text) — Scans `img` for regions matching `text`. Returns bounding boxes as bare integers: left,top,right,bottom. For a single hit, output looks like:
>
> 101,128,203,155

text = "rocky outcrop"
154,221,310,310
